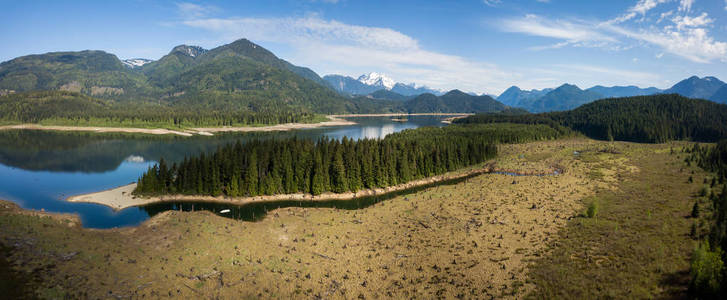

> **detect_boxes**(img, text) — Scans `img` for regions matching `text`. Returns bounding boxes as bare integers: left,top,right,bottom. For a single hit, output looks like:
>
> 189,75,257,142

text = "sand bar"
191,116,355,133
0,124,195,136
0,116,356,136
66,164,560,211
330,113,473,117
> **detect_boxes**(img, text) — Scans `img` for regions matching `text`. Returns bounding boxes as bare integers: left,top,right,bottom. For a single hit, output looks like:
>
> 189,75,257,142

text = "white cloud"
176,2,218,19
500,14,617,48
603,23,727,63
500,1,727,64
182,16,519,94
483,0,502,6
609,0,669,24
672,12,713,31
657,10,673,23
679,0,694,12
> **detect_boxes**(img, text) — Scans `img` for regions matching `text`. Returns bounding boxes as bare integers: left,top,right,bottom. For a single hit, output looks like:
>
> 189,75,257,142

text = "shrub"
699,186,710,197
692,202,700,218
689,241,724,298
691,223,698,239
586,200,599,218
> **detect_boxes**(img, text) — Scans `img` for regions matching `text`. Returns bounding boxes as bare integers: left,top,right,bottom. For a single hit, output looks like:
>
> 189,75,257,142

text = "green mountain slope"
0,40,352,115
403,90,507,113
457,94,727,143
0,50,155,100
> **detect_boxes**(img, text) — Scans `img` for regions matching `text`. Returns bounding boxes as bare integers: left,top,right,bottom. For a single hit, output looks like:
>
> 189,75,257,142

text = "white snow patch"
122,58,153,68
357,72,396,90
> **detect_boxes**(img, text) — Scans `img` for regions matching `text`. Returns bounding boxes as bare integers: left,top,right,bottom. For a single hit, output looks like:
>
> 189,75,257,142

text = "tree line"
0,91,322,127
456,94,727,143
134,123,568,197
685,141,727,298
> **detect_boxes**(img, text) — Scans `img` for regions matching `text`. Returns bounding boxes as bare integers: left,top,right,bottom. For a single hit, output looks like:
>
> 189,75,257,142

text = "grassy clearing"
527,142,706,299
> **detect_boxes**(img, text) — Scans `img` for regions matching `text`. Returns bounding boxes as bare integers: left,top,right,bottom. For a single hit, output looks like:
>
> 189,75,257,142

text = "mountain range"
498,76,727,113
323,73,444,97
1,37,727,117
0,39,352,114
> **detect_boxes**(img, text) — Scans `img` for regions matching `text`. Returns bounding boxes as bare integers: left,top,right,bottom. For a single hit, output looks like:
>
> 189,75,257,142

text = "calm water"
0,116,451,228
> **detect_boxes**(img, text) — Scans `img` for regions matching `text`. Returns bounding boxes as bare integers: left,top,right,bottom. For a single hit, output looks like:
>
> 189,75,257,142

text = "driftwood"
312,252,336,260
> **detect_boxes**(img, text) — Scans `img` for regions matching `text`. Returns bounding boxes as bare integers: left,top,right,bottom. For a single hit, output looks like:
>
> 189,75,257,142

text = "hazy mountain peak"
443,89,467,96
665,75,725,100
503,86,522,93
557,83,580,90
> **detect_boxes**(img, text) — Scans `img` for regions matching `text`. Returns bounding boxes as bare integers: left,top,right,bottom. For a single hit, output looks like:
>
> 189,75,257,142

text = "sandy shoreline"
0,124,197,136
191,116,355,133
66,163,560,211
330,113,473,117
0,114,474,136
0,116,356,136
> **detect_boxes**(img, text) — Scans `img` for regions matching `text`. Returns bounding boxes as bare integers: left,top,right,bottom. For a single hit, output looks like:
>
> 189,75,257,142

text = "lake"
0,116,452,228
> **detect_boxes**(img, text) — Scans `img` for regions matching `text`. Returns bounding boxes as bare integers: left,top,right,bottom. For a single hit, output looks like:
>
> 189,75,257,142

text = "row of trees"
134,123,568,197
0,91,321,127
686,142,727,297
456,94,727,143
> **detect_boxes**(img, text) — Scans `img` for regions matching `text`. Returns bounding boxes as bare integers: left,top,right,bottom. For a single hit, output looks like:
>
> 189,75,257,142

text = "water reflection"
0,116,446,173
0,116,456,228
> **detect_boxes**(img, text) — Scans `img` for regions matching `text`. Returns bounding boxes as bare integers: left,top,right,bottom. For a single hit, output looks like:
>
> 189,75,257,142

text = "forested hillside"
0,40,354,119
0,91,321,127
134,123,568,197
457,94,727,143
685,142,727,298
0,50,155,100
402,90,507,113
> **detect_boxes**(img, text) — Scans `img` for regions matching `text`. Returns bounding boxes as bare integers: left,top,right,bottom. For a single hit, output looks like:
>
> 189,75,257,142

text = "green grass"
528,143,706,299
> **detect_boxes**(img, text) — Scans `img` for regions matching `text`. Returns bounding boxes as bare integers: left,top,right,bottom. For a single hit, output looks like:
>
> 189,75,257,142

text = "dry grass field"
0,138,707,299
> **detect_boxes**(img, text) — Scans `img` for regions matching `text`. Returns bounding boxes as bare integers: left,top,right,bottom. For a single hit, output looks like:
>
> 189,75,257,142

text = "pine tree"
311,150,325,195
246,151,259,196
331,146,348,193
228,174,240,197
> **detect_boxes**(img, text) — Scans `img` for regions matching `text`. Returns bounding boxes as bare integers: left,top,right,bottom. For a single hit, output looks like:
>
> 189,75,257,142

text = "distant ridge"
663,76,725,100
496,76,726,113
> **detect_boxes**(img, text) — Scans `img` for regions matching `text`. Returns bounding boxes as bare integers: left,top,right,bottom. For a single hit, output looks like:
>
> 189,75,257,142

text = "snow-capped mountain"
121,58,153,68
357,72,396,90
324,72,444,97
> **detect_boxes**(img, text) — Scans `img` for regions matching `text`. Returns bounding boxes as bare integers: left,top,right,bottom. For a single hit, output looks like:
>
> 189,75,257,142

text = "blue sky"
1,0,726,94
